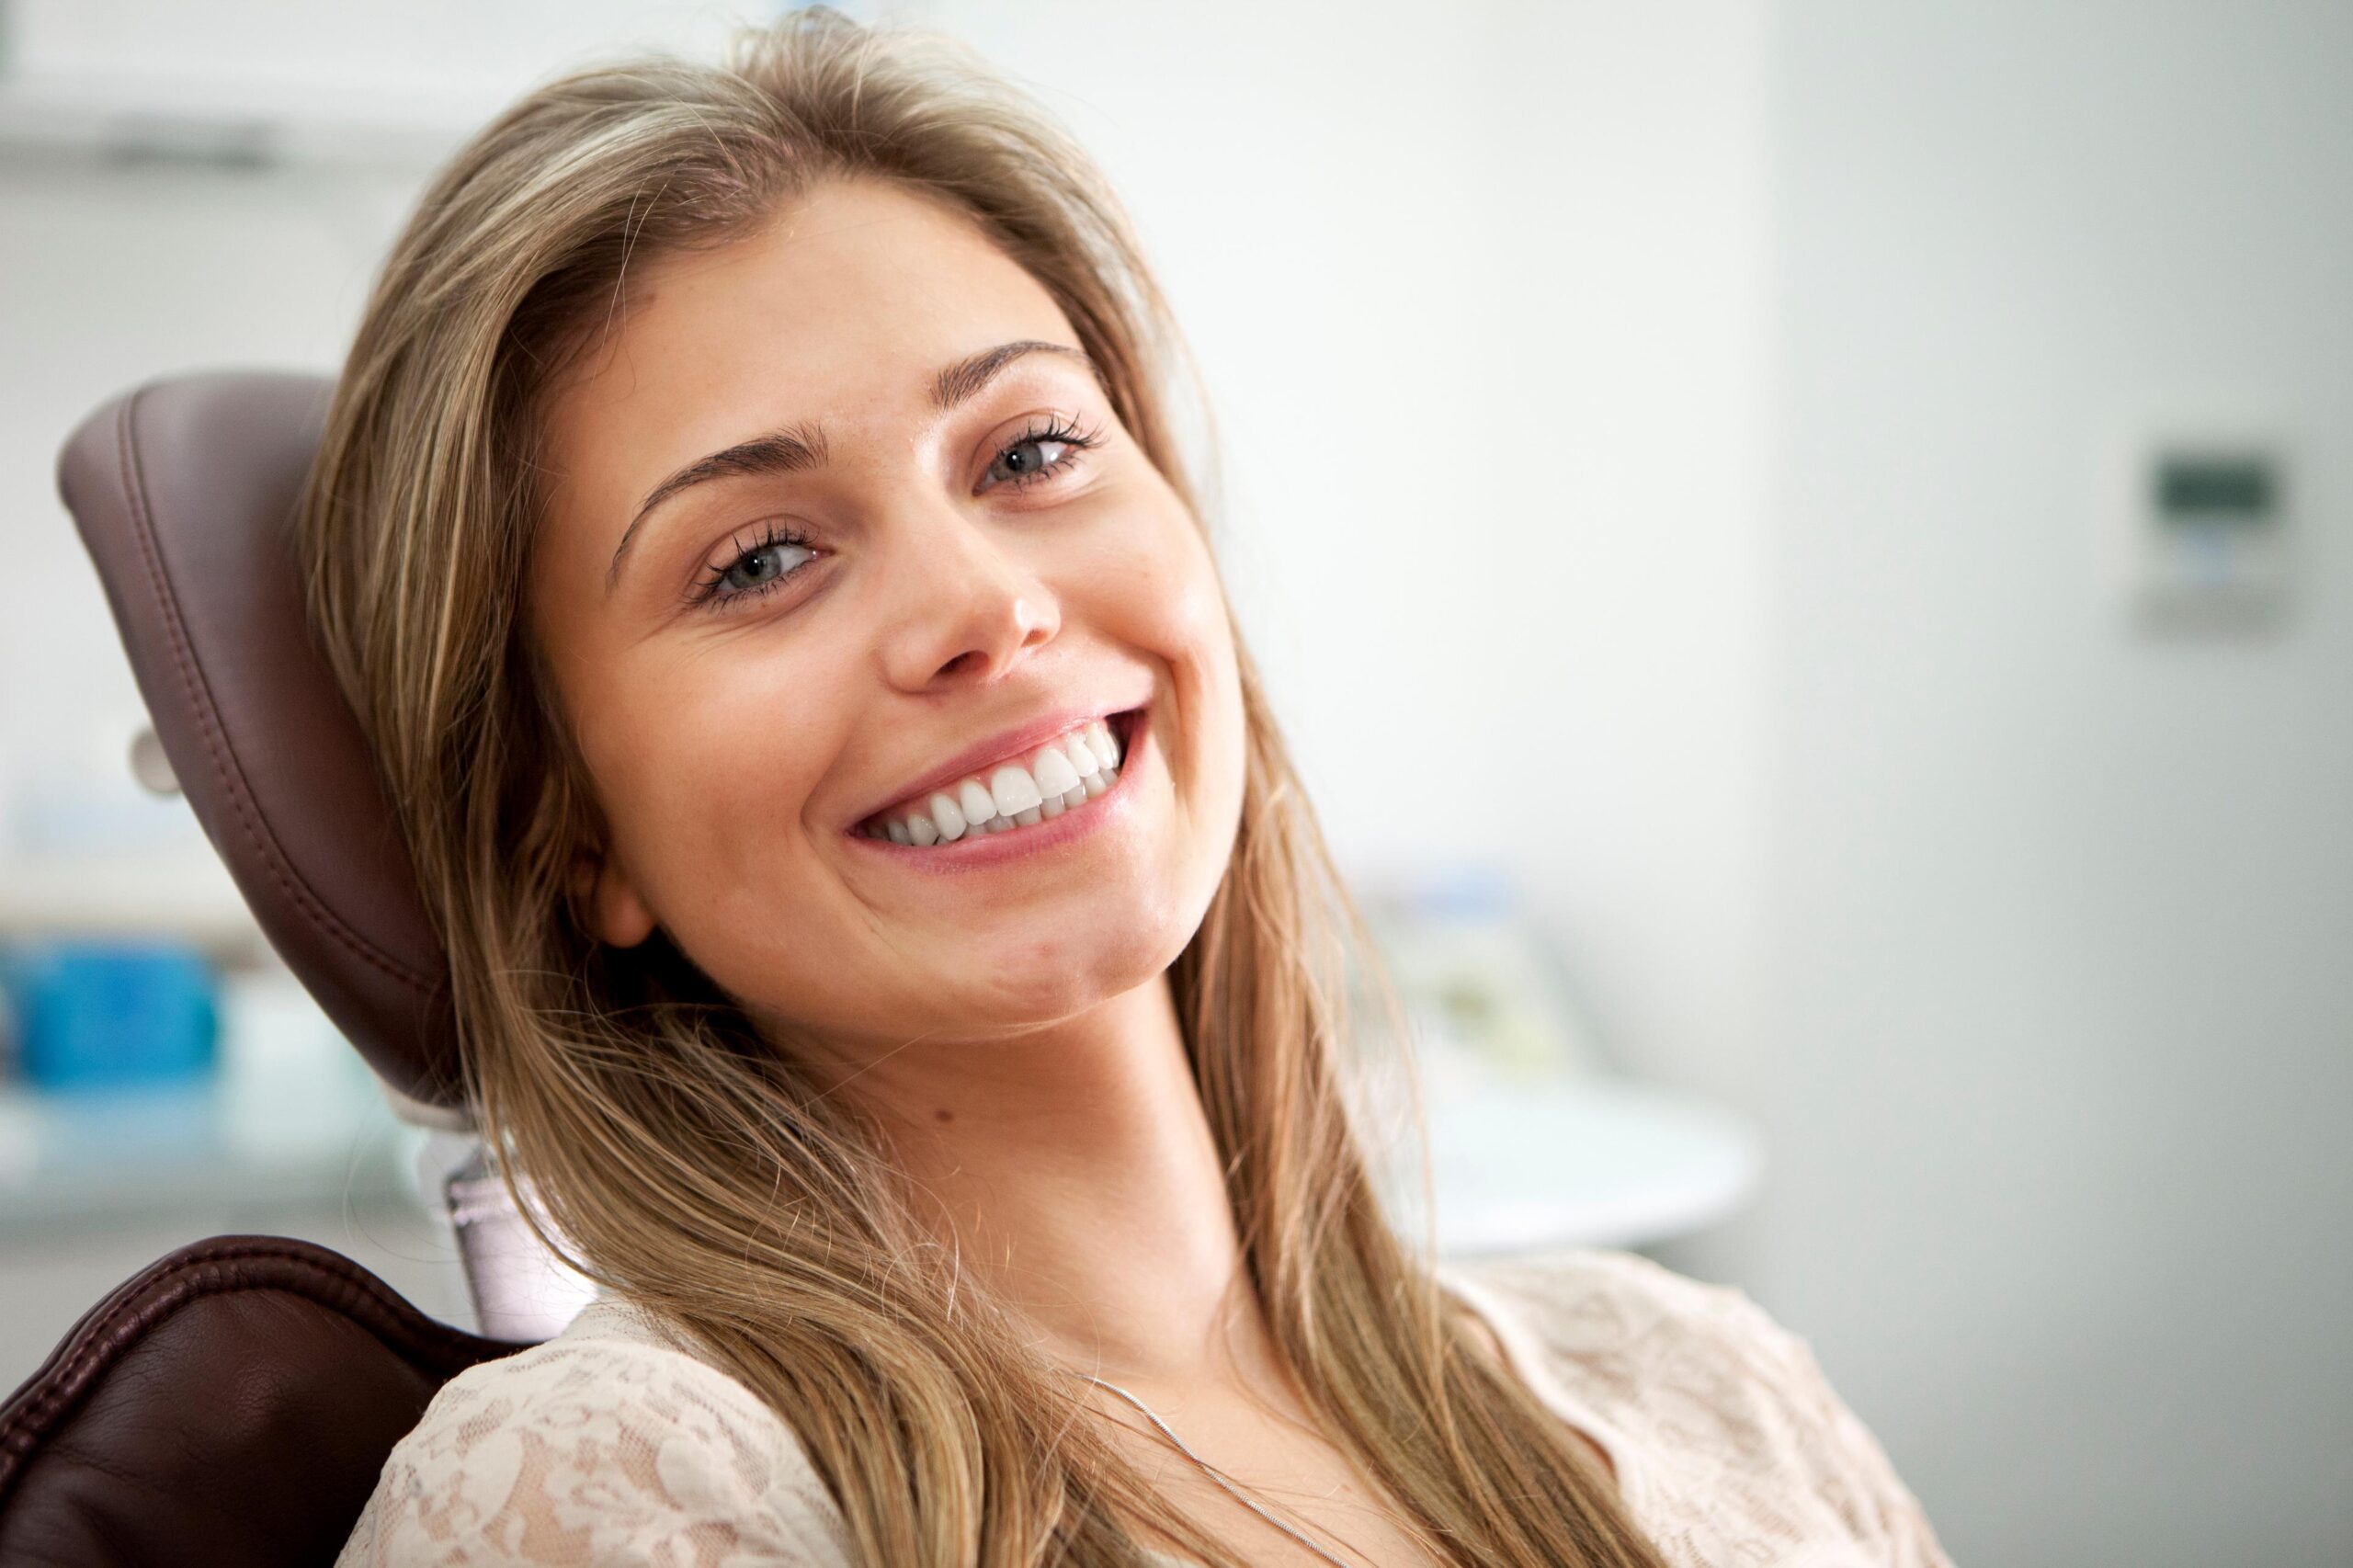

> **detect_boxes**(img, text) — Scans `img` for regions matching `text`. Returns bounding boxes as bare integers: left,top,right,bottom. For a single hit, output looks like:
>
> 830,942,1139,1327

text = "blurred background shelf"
0,73,478,172
0,1004,1765,1386
0,854,262,950
0,981,478,1385
0,1072,408,1232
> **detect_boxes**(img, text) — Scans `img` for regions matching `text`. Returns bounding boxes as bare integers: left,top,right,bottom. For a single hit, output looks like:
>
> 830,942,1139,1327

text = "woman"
316,10,1950,1566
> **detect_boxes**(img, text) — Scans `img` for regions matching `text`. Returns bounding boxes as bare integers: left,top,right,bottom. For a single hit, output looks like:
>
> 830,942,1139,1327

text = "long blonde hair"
298,10,1667,1565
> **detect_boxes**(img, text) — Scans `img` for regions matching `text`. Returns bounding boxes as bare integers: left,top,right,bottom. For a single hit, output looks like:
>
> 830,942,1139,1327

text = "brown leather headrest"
56,373,461,1108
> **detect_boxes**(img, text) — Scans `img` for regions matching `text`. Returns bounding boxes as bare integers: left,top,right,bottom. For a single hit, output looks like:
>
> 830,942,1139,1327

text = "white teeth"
1030,744,1081,797
928,790,967,842
989,764,1043,818
873,719,1136,847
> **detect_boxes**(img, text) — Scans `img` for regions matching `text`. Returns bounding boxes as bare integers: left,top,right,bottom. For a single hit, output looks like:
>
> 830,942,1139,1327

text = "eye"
689,525,817,612
978,414,1101,493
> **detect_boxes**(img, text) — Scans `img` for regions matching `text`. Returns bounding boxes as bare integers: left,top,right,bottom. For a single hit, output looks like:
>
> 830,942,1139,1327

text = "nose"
875,503,1061,691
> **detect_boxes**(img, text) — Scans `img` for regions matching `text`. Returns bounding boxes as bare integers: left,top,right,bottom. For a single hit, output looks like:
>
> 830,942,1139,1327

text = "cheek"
1103,507,1238,694
577,645,844,913
1117,517,1248,864
1158,530,1246,765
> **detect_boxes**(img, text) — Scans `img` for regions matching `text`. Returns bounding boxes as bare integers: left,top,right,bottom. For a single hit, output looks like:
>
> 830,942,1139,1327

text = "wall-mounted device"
2102,415,2293,633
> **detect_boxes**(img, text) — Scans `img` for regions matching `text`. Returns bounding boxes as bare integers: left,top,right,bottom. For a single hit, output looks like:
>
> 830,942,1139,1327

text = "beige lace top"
337,1248,1954,1566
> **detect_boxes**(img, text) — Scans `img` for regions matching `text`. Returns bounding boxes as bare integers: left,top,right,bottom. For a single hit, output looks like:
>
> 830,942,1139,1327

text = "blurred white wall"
1757,4,2353,1565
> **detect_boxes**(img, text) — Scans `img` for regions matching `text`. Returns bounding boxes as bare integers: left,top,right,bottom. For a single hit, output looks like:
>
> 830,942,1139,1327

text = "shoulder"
1446,1249,1954,1566
337,1298,852,1567
1449,1245,1765,1357
1445,1247,1819,1453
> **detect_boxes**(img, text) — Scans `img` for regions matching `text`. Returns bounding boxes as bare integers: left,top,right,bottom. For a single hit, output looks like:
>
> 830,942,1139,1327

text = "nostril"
936,650,987,680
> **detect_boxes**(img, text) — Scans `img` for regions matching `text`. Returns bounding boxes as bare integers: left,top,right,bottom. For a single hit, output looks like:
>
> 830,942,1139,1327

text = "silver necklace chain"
1083,1375,1360,1568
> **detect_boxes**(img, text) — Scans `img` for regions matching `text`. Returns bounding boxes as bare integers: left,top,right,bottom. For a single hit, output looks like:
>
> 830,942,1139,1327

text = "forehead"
541,176,1080,511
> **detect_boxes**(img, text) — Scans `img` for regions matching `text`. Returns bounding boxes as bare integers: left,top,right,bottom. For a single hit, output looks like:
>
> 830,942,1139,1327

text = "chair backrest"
55,371,463,1111
51,367,598,1322
1,377,587,1562
0,1235,518,1566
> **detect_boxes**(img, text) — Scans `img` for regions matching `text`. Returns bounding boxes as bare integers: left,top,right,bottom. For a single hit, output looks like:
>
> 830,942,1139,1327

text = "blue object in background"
5,940,219,1090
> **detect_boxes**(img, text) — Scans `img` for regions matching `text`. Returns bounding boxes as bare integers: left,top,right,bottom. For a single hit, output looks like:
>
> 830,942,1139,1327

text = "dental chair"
0,372,576,1565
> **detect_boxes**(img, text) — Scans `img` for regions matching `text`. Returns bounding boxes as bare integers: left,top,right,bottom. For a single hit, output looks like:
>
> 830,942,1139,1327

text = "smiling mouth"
854,710,1137,846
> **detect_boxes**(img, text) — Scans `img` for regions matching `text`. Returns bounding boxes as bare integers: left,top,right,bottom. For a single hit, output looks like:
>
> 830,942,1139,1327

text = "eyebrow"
604,338,1096,596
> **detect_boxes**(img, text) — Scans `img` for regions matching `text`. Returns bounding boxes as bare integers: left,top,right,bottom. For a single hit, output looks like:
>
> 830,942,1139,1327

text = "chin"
948,906,1190,1033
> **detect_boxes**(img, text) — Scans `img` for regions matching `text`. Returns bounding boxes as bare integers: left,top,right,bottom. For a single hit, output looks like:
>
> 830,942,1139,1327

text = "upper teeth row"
863,719,1123,846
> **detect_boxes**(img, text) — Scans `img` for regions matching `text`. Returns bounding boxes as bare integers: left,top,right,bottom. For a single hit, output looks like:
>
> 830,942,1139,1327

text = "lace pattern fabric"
336,1304,853,1567
1447,1252,1953,1567
338,1249,1954,1567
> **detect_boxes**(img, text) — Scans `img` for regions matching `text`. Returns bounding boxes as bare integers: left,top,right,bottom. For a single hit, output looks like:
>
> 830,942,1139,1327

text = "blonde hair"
298,10,1668,1565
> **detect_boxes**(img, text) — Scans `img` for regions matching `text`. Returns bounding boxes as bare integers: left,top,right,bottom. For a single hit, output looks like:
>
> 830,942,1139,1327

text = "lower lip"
847,710,1149,874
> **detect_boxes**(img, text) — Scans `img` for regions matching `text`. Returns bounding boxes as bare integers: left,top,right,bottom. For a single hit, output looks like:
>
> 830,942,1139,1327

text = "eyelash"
686,415,1104,613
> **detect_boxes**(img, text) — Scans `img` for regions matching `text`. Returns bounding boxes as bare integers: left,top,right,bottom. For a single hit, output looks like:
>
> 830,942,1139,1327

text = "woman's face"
528,177,1245,1062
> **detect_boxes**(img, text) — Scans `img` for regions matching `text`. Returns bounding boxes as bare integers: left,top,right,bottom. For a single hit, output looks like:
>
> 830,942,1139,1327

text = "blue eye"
980,415,1100,492
691,528,815,611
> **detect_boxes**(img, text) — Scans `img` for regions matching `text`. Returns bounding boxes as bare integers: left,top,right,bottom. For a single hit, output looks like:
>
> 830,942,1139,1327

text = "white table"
1405,1074,1765,1256
0,1065,1765,1251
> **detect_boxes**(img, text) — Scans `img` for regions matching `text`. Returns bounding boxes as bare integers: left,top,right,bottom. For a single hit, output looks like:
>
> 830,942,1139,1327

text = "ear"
569,844,656,949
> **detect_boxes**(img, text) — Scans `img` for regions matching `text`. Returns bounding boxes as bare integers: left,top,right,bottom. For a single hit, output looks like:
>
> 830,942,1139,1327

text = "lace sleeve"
1691,1275,1954,1566
1472,1249,1957,1568
336,1327,853,1568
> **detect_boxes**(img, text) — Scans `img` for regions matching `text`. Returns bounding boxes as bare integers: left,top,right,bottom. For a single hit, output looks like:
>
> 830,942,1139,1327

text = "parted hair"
296,8,1670,1564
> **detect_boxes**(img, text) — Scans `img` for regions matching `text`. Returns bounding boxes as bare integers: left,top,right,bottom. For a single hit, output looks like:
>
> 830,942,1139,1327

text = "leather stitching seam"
112,385,438,995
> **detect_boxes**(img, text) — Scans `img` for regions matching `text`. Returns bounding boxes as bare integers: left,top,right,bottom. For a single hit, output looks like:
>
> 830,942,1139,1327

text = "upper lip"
848,701,1141,829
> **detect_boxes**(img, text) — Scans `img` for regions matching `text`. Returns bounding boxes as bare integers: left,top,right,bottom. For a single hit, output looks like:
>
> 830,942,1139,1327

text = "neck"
825,976,1262,1384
